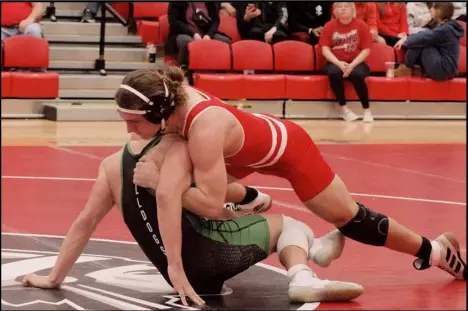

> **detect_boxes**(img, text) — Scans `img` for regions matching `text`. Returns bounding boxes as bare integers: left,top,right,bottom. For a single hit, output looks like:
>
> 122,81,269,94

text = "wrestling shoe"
287,265,364,303
308,229,346,268
224,191,272,215
413,232,466,280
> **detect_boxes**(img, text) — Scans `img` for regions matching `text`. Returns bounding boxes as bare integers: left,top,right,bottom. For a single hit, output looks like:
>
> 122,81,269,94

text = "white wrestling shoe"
309,229,346,268
414,232,466,280
224,191,272,215
287,265,364,303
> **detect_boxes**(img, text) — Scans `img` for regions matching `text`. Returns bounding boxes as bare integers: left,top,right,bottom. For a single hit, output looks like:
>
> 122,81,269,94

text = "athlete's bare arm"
155,139,192,265
23,159,115,288
183,109,231,219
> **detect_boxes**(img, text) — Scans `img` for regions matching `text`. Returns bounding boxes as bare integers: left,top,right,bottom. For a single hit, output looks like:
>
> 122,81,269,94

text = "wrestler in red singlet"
182,90,335,202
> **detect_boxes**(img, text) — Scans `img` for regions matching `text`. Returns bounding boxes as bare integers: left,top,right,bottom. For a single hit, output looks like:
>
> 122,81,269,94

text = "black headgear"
118,82,176,126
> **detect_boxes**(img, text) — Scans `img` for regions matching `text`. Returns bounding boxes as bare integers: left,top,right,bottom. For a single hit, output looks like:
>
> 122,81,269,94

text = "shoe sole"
289,284,364,303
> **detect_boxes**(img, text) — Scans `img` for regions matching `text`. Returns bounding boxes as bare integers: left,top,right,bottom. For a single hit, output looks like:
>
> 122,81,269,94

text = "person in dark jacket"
287,2,332,45
234,2,288,44
394,2,464,80
165,2,231,67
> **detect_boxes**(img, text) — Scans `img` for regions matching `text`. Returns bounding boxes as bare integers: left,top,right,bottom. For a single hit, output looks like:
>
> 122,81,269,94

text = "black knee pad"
338,202,389,246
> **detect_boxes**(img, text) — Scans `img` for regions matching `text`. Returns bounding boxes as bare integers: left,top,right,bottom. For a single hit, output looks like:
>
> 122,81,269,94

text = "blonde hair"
333,2,357,19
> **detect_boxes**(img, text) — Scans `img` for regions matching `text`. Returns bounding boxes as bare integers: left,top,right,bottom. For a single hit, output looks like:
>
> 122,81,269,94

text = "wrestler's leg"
262,214,363,302
292,149,466,280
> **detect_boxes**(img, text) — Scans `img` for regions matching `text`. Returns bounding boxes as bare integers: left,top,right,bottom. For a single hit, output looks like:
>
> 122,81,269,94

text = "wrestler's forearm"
48,219,96,284
156,195,183,264
182,187,229,220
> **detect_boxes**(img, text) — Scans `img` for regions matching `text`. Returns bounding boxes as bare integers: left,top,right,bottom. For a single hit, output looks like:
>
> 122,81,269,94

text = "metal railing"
96,2,136,76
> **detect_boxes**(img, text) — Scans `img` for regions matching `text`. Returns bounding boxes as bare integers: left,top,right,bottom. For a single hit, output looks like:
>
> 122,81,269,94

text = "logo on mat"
1,233,318,310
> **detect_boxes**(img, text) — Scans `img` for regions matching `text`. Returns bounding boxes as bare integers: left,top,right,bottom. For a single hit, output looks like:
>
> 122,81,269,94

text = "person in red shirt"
320,2,374,122
354,2,385,44
1,2,45,41
376,2,409,47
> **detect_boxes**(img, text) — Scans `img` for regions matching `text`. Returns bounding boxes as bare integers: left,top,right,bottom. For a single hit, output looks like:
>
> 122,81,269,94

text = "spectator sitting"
165,2,231,68
81,2,101,23
376,2,409,47
407,2,433,35
287,2,332,45
394,2,464,81
453,2,466,22
320,2,373,123
219,2,236,17
1,2,45,41
234,2,288,44
354,2,386,44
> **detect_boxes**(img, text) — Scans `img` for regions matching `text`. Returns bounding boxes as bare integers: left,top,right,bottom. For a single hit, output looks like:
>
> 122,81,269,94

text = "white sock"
430,240,441,266
287,264,315,287
308,237,323,260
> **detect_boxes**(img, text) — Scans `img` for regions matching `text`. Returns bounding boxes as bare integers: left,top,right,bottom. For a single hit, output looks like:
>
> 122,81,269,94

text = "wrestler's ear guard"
117,82,176,126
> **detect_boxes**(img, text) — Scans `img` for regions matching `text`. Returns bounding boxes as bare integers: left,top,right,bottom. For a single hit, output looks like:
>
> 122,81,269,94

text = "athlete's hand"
133,156,160,190
22,274,59,289
168,262,205,306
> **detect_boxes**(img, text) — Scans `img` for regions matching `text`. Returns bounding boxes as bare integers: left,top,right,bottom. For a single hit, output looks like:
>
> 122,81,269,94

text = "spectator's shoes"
342,110,359,122
81,9,96,23
363,110,374,123
414,232,466,280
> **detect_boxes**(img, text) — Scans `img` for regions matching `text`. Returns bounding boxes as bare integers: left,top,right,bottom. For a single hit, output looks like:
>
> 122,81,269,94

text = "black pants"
247,26,287,44
381,34,400,47
324,62,370,109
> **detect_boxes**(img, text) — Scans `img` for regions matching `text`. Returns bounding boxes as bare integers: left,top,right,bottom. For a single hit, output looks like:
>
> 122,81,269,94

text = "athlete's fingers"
187,287,205,305
178,289,188,306
139,156,149,162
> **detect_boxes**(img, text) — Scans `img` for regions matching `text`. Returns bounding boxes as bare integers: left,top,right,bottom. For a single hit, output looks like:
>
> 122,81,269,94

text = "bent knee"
24,23,43,37
263,214,284,253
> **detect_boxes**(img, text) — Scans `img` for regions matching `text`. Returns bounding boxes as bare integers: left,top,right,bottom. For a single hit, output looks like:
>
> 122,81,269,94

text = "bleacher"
1,2,466,120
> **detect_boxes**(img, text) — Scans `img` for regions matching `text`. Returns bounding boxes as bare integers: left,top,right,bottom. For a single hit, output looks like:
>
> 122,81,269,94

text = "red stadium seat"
366,43,395,73
458,45,466,75
232,40,273,71
219,15,241,43
10,72,59,98
1,72,12,98
447,78,466,101
193,73,244,99
243,75,286,99
457,20,466,46
367,77,410,100
137,21,160,44
3,36,49,68
112,2,168,19
273,41,315,71
285,75,328,100
188,40,231,70
314,44,328,71
134,2,168,19
408,77,452,101
159,14,169,43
